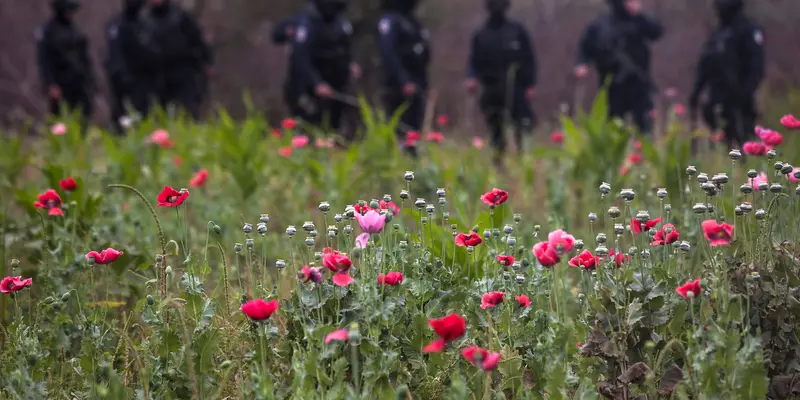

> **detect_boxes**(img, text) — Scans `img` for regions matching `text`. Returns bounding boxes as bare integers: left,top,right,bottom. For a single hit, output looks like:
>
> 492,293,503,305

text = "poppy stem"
216,242,230,316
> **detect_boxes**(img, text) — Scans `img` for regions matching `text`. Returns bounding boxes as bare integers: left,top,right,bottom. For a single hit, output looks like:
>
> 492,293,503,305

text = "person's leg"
512,88,535,153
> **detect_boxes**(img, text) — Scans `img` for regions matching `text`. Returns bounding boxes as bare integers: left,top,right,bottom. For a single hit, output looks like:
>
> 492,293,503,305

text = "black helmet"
51,0,80,12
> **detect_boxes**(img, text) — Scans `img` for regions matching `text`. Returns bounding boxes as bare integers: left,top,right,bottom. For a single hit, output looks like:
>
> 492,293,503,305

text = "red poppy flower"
455,232,483,247
380,200,400,216
324,328,349,344
568,250,599,270
426,131,444,143
149,129,174,148
406,131,421,146
173,155,184,167
631,216,662,235
496,255,514,267
0,276,32,294
278,146,293,157
59,177,77,192
85,248,124,265
548,229,575,253
34,189,64,216
676,277,702,300
281,118,297,130
240,298,279,321
672,104,686,116
533,241,560,267
422,313,467,353
651,224,679,246
515,294,532,308
472,136,485,149
461,346,501,371
322,250,354,286
742,141,767,156
480,292,505,309
377,271,404,286
189,169,209,188
761,130,783,146
436,114,449,127
550,131,565,145
481,188,509,207
628,153,643,165
608,249,629,268
711,131,725,143
298,265,323,283
701,220,734,247
781,114,800,130
156,186,189,208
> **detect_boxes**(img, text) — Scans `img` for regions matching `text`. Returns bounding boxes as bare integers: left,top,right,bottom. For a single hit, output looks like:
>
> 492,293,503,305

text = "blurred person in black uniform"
285,0,361,133
377,0,431,156
105,0,150,133
465,0,537,164
143,0,213,120
689,0,764,149
272,8,306,46
36,0,95,132
574,0,663,134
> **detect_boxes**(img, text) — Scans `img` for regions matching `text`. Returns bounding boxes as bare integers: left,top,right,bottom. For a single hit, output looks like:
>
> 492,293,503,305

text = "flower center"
167,195,178,203
46,200,58,208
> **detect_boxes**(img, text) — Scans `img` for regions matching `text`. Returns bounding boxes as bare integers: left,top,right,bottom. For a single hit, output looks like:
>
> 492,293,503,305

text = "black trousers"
607,82,653,134
480,86,535,153
702,94,756,149
154,70,204,120
49,85,93,134
108,75,151,133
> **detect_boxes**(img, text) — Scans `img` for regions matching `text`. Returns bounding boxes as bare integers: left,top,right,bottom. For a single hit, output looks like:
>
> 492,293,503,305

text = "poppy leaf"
626,299,644,327
619,362,651,385
657,364,683,397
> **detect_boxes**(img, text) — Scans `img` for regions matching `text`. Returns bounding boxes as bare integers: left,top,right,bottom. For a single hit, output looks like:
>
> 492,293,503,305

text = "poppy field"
3,101,800,399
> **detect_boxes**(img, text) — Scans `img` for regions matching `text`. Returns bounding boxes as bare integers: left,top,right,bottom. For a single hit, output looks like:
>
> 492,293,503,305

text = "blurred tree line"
1,0,799,128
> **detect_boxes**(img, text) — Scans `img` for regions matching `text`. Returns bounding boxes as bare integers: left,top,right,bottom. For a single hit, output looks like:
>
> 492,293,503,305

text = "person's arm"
689,44,710,111
635,14,663,41
517,24,537,89
79,36,96,89
35,27,55,91
290,21,323,88
576,22,597,67
377,16,410,85
106,23,128,80
741,24,765,95
182,11,213,66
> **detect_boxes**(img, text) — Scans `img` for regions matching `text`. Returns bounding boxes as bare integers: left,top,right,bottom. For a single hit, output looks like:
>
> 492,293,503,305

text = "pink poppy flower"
291,135,309,148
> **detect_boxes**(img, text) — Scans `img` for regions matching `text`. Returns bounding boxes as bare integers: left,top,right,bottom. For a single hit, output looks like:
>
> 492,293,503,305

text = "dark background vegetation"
2,0,799,127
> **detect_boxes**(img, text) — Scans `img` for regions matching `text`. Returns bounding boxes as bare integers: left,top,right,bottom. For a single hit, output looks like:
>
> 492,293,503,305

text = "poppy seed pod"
596,233,607,244
438,197,446,206
415,198,426,208
286,226,297,236
257,223,267,235
711,173,728,185
755,209,766,220
641,250,651,259
656,188,668,199
319,202,331,212
648,228,658,237
795,170,800,180
635,211,650,223
426,204,435,214
302,221,315,232
276,259,286,270
796,186,800,196
369,200,380,209
399,190,409,200
483,229,492,239
599,182,611,195
243,223,253,234
504,225,513,234
574,239,584,251
627,246,638,256
399,241,408,250
740,184,753,194
393,223,400,231
503,272,511,280
680,241,691,252
767,149,777,159
758,182,769,192
620,189,635,201
492,229,501,237
533,225,541,232
782,164,794,175
686,165,697,176
334,214,343,223
383,194,392,202
61,292,71,302
770,183,783,193
608,206,621,218
588,213,597,222
403,171,414,181
664,204,672,213
729,149,742,160
309,230,318,238
513,213,521,222
11,259,20,269
595,246,609,258
506,237,517,246
420,217,428,224
234,243,243,253
697,173,709,183
246,239,255,249
466,246,475,254
740,202,753,212
734,206,743,216
343,225,352,234
692,203,708,214
702,183,717,196
146,295,155,305
344,206,355,218
614,224,625,235
512,261,521,270
515,275,525,284
747,169,758,179
774,161,784,171
155,254,164,263
706,203,715,213
384,212,393,223
213,224,222,235
436,188,446,197
304,237,314,246
442,212,450,221
165,266,173,275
